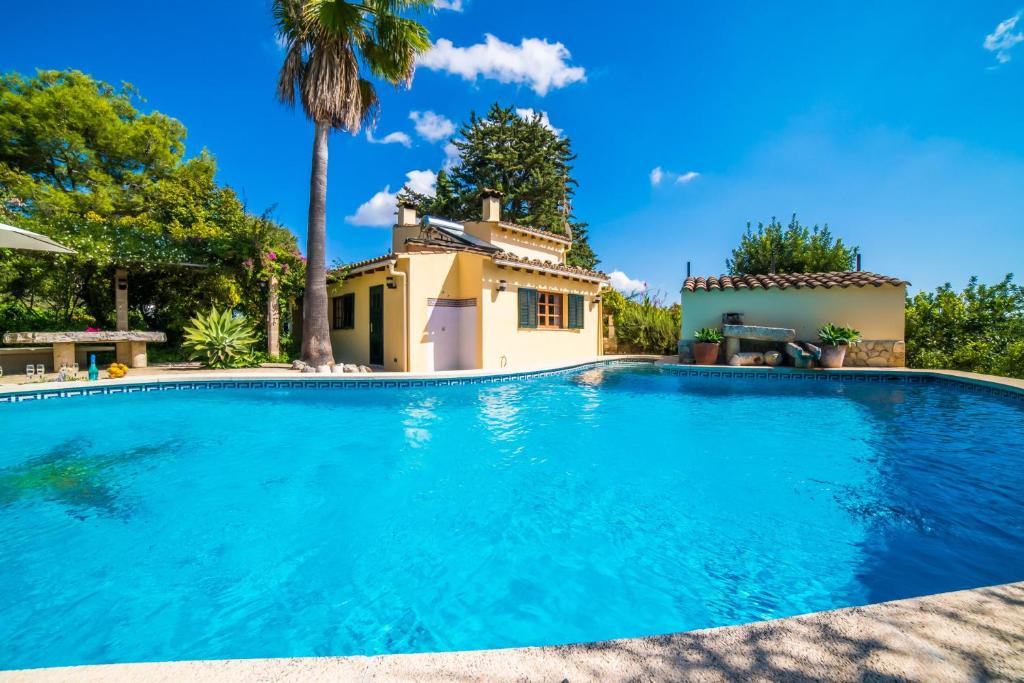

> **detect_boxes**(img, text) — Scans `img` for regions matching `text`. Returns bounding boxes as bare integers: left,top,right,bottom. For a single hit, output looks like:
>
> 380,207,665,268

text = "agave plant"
182,307,259,369
818,323,861,346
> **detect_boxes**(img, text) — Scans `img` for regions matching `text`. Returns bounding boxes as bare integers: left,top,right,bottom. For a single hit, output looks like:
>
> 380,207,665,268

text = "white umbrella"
0,222,76,254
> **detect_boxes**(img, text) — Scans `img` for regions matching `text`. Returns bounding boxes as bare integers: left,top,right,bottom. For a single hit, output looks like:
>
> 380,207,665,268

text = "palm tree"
274,0,430,366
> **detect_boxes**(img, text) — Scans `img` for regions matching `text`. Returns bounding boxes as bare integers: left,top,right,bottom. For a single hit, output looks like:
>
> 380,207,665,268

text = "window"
519,288,582,330
537,291,563,328
332,293,355,329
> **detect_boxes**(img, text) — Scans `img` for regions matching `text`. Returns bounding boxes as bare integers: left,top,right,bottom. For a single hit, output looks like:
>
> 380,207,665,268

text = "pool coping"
3,581,1021,681
1,356,1023,404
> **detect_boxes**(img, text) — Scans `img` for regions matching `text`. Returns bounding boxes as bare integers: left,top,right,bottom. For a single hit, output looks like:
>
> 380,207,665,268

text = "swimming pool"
1,363,1023,670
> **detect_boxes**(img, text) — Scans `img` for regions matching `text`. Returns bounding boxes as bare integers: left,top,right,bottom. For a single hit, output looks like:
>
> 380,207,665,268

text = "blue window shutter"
518,288,537,328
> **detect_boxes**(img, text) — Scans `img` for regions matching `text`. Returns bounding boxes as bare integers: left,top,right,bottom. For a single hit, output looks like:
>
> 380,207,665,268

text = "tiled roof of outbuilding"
496,221,573,244
683,271,908,292
492,251,609,281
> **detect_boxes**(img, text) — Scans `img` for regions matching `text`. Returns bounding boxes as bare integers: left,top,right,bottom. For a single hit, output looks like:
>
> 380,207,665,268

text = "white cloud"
409,111,455,142
984,11,1024,64
434,0,463,10
405,169,437,196
365,129,412,147
346,170,437,227
609,270,647,294
515,107,562,136
419,34,586,96
651,167,699,186
442,141,461,170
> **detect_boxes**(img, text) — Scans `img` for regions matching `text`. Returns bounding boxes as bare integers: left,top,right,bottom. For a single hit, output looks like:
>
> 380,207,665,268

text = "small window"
332,293,355,329
537,291,563,328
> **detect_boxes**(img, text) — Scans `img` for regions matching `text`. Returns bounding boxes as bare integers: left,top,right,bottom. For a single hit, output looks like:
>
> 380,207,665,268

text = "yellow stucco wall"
479,262,602,370
326,250,604,372
463,221,566,264
327,263,407,371
680,284,907,341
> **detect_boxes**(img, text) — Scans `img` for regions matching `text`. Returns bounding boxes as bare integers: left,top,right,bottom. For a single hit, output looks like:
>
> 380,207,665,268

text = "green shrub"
603,289,680,354
694,327,723,343
818,323,861,346
182,307,259,369
905,275,1024,379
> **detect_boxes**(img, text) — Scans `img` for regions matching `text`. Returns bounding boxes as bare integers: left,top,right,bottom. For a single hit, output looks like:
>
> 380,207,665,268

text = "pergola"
0,222,166,370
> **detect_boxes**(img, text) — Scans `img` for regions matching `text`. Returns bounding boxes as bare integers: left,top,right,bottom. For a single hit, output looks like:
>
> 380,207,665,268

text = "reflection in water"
0,438,172,518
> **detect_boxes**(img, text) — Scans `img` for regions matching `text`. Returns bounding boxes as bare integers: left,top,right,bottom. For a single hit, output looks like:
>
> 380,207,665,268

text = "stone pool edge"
3,581,1021,682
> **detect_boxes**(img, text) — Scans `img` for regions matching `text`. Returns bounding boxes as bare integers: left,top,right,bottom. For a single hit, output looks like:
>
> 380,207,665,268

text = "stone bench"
2,331,167,369
722,324,797,362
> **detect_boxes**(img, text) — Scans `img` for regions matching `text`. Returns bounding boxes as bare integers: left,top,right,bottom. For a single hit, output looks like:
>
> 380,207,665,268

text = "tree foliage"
0,69,304,351
602,288,680,355
905,275,1024,379
399,103,599,269
727,214,858,275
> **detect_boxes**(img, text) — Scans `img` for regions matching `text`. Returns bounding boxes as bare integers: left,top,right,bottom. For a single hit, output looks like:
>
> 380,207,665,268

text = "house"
326,191,609,372
679,271,909,367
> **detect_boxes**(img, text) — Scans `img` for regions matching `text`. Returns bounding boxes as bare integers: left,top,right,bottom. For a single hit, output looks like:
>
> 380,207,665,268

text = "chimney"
481,189,503,222
396,201,418,227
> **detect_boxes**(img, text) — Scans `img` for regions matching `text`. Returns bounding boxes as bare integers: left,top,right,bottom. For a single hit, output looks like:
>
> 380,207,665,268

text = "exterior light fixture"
497,280,507,292
116,277,128,291
385,276,397,289
593,295,602,303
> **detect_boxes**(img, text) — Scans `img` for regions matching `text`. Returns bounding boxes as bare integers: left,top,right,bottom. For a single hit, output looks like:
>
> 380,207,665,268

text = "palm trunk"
266,274,280,357
301,122,334,366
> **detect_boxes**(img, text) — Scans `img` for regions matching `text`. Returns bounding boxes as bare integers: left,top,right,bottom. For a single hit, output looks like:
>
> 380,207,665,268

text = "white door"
426,299,477,371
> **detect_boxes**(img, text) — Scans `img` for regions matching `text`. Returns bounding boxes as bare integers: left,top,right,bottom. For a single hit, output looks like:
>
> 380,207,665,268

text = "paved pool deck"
4,582,1022,682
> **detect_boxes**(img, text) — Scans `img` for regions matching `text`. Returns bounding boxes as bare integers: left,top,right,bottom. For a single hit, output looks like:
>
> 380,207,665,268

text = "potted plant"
693,327,724,365
817,323,861,368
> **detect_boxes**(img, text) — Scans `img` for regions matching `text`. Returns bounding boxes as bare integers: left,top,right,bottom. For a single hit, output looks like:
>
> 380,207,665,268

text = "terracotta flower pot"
693,342,720,365
819,344,848,369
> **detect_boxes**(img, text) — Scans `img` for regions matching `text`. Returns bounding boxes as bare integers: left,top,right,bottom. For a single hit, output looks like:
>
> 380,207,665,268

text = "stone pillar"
52,342,76,369
128,341,148,368
115,341,131,366
114,268,129,331
267,274,280,358
724,337,741,362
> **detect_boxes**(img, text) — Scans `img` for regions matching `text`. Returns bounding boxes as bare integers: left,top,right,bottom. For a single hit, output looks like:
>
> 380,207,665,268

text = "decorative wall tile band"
1,361,1021,404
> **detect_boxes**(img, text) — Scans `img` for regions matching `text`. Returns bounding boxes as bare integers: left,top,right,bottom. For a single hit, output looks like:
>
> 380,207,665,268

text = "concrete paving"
3,582,1021,682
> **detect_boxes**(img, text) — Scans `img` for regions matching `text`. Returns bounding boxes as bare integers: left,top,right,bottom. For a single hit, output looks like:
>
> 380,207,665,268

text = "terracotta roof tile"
496,221,572,244
683,271,908,292
492,251,608,281
328,254,395,277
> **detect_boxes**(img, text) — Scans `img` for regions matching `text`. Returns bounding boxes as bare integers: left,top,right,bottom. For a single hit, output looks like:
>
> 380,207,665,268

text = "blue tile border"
656,365,1024,402
1,360,1022,405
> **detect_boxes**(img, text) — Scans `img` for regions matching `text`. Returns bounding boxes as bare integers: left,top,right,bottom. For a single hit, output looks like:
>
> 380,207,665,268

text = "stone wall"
843,339,905,367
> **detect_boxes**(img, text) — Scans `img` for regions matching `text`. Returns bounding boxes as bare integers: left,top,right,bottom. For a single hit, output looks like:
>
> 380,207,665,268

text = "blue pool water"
1,364,1023,670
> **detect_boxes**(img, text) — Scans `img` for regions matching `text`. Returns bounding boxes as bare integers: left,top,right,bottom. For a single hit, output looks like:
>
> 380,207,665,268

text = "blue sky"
5,2,1023,295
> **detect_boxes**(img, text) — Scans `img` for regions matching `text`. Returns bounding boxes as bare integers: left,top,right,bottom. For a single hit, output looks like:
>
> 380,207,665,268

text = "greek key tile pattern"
1,361,1022,404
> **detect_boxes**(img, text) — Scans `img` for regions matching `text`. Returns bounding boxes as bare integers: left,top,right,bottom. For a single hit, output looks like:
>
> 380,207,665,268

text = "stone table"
2,331,167,369
722,324,797,361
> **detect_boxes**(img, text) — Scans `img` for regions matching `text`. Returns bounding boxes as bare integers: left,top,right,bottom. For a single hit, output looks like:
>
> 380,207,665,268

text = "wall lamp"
116,277,128,291
497,280,508,292
385,275,397,289
593,295,602,303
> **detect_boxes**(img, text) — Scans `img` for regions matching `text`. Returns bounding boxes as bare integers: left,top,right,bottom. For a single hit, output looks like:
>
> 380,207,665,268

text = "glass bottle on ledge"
88,354,99,381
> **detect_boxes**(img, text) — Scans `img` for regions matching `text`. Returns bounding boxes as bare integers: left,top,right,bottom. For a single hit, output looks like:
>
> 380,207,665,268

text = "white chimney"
481,189,503,222
396,201,417,227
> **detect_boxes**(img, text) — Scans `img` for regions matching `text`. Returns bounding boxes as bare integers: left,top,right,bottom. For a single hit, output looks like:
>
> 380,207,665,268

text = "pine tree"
399,104,599,269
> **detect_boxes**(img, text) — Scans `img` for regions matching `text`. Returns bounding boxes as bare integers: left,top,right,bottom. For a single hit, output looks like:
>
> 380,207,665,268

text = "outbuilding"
326,193,608,372
679,271,909,367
